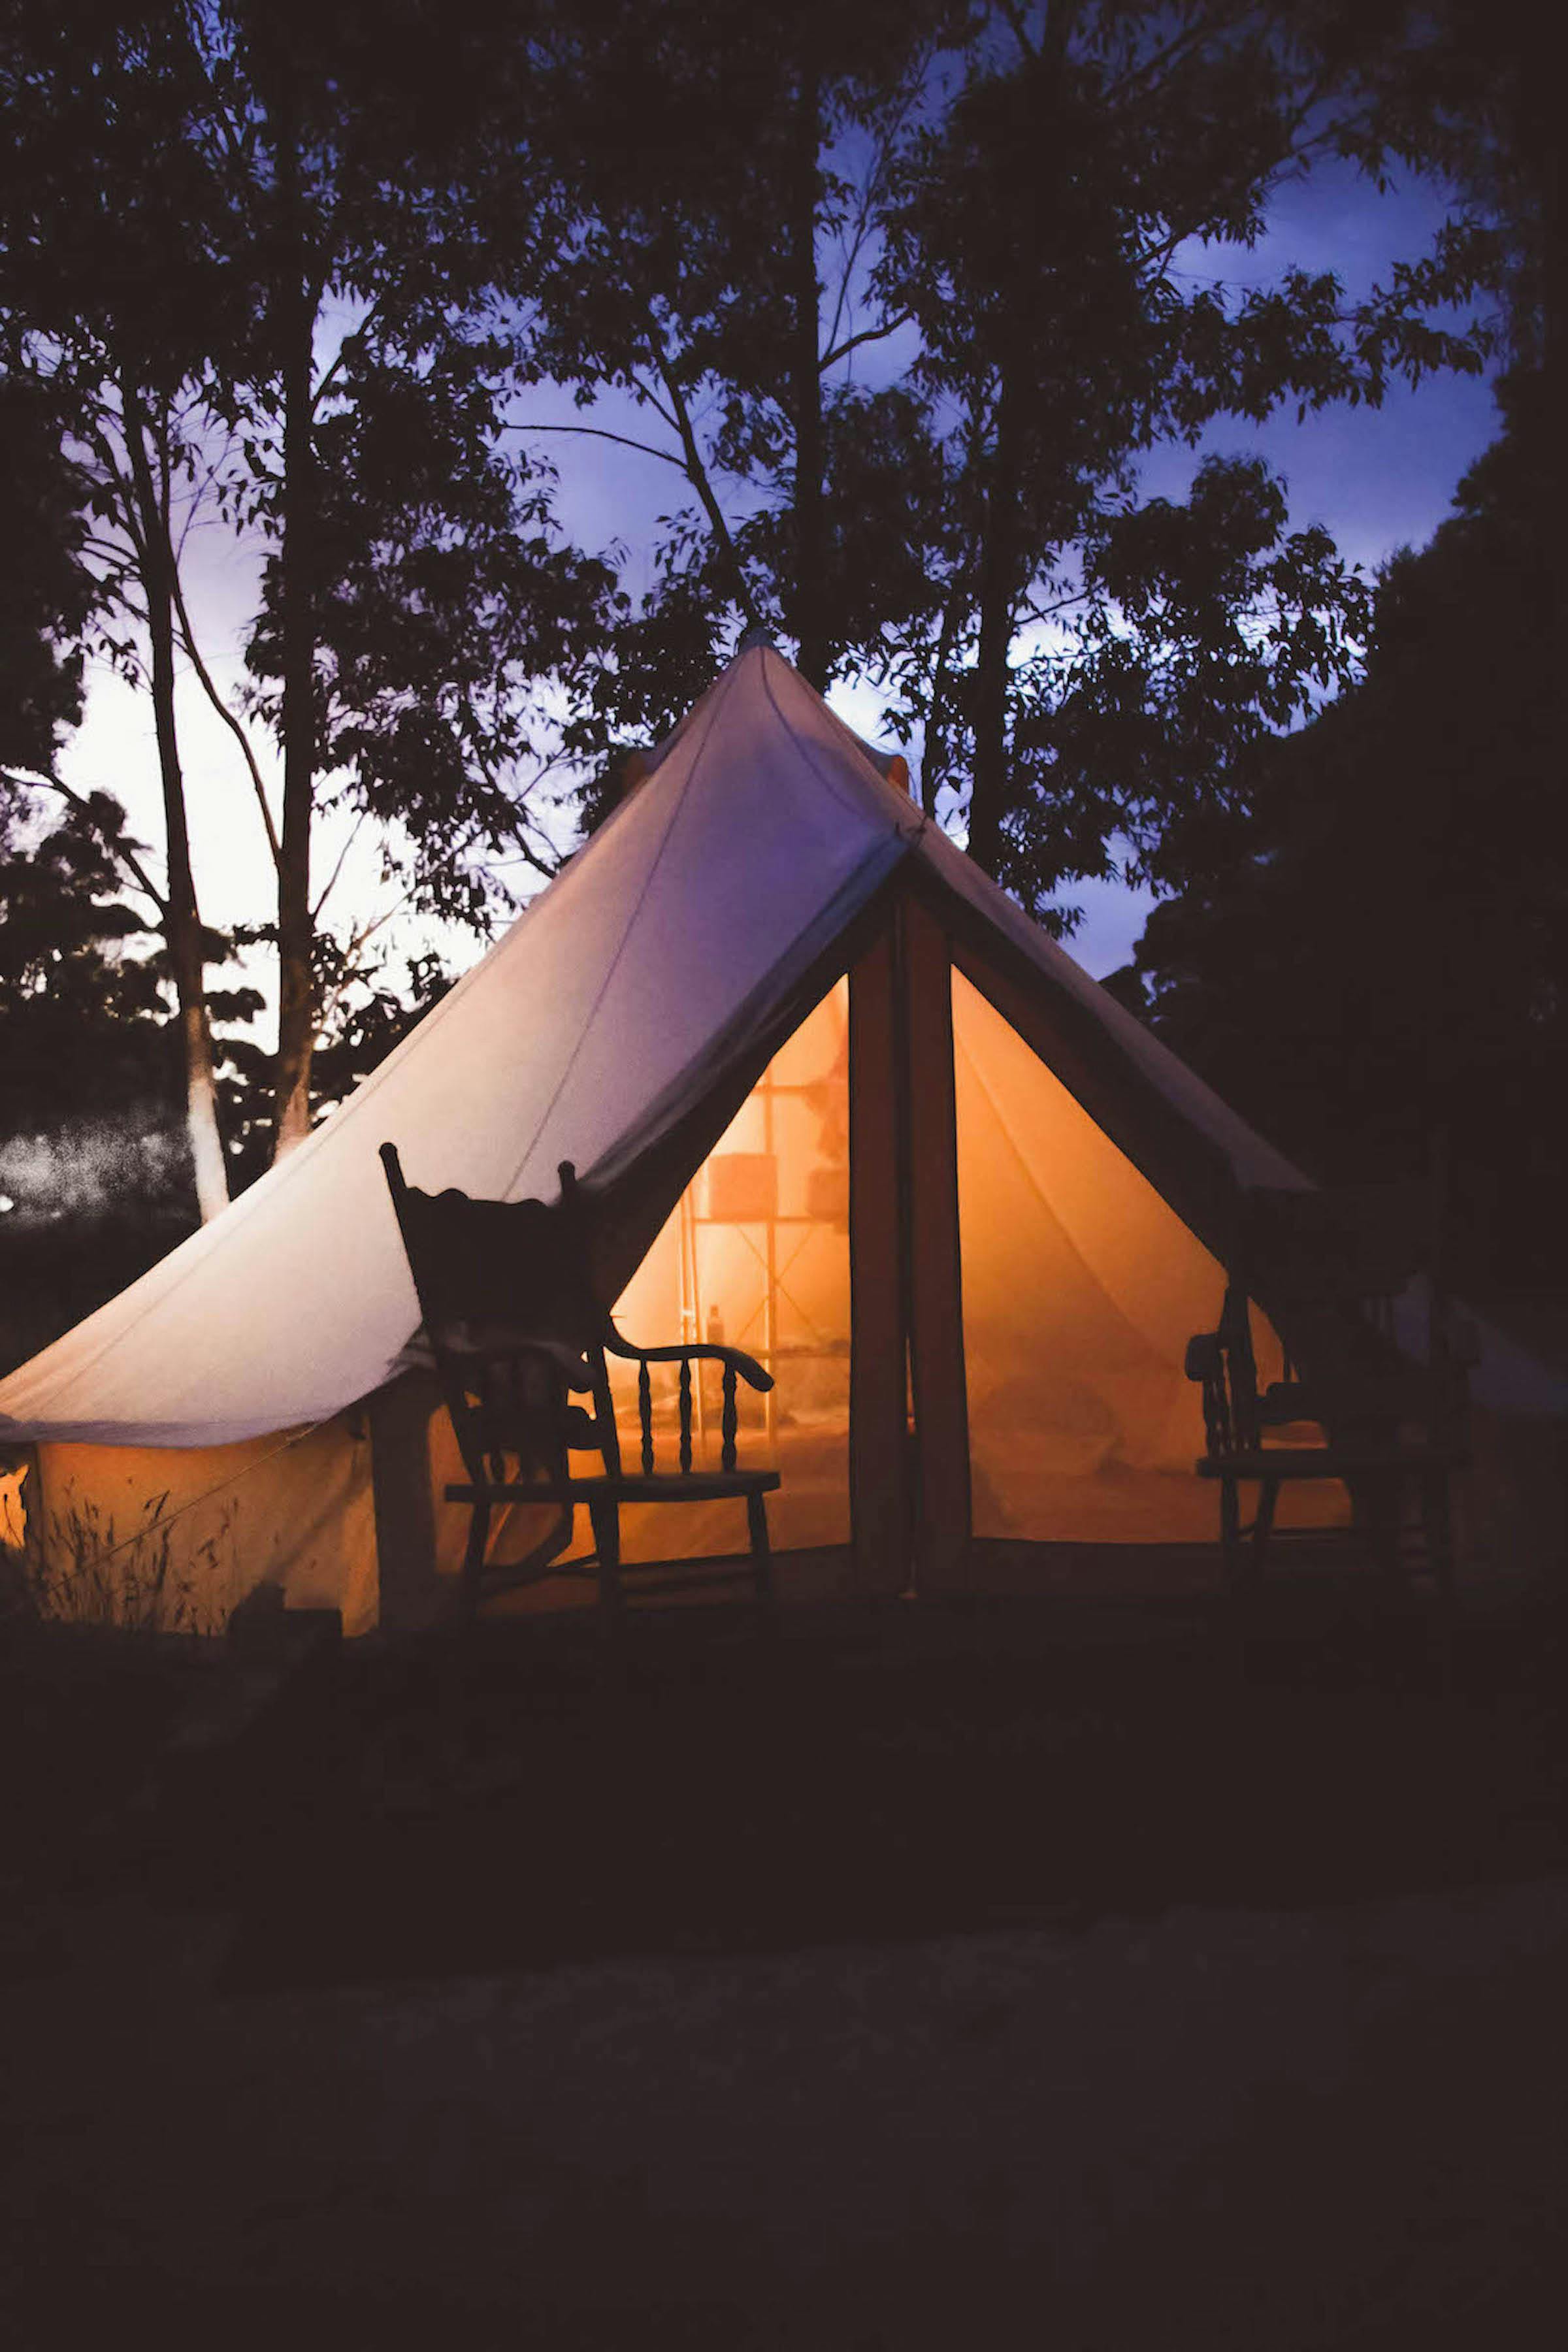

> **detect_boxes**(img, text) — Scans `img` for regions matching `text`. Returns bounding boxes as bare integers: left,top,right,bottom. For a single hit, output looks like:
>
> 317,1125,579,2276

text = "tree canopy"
1105,360,1563,1314
0,0,1546,1354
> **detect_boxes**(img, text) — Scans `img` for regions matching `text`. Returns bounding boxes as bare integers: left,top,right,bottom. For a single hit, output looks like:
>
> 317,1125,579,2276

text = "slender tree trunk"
921,575,966,818
272,106,318,1159
966,365,1022,875
787,55,827,689
120,380,229,1221
966,25,1073,877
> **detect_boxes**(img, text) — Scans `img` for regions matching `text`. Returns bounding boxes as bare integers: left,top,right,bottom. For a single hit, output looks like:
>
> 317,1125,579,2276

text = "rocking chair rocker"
1185,1182,1475,1633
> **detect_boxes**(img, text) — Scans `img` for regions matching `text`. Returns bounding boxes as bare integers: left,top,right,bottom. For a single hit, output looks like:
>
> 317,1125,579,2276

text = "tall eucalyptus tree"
1,0,243,1213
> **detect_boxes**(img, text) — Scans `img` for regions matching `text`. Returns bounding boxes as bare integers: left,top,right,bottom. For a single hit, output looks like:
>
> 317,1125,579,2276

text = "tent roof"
2,644,1560,1445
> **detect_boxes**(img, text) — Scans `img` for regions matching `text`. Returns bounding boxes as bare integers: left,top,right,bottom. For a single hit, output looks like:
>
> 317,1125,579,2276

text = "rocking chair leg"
1422,1466,1456,1691
1219,1473,1242,1597
1366,1473,1405,1595
461,1501,492,1624
589,1495,625,1638
746,1488,776,1629
1218,1473,1249,1673
1250,1477,1279,1586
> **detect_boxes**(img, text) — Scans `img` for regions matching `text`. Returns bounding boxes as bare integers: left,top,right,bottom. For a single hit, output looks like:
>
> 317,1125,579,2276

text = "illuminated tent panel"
604,979,853,1564
16,1420,378,1635
953,971,1342,1546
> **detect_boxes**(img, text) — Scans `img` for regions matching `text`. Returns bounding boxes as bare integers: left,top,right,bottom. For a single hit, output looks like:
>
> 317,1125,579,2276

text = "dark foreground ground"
3,1585,1567,2346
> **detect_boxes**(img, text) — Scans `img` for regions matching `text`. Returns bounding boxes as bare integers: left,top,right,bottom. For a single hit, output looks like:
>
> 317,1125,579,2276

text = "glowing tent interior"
1,642,1561,1631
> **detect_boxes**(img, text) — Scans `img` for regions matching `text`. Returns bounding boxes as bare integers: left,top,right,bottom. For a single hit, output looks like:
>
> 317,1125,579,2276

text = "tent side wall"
907,872,1564,1597
25,1415,380,1635
894,885,1272,1598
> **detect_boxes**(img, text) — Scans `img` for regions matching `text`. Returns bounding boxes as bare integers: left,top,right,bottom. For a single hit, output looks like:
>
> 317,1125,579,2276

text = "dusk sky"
57,154,1504,990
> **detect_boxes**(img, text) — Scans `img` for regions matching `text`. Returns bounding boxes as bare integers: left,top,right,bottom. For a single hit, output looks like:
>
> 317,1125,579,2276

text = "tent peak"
736,623,779,655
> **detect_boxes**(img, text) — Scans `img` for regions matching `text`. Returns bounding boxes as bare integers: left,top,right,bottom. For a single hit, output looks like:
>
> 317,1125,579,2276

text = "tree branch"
1102,10,1220,112
1135,76,1343,278
311,898,409,1040
311,289,388,416
512,419,689,470
310,809,368,921
821,311,915,370
821,59,930,361
644,319,763,627
171,427,238,568
625,367,681,438
457,691,566,885
167,557,283,869
82,413,150,571
998,0,1040,63
5,766,168,917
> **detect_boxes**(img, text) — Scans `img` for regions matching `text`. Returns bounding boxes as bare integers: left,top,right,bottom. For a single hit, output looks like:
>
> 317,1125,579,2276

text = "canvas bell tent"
2,643,1561,1632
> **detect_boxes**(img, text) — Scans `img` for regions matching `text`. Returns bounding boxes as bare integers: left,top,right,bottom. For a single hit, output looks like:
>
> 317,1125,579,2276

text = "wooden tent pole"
896,892,972,1594
847,917,915,1597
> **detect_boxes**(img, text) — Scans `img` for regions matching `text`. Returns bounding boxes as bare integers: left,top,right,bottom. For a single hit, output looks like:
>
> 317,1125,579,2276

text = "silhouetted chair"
381,1145,780,1627
1185,1183,1475,1631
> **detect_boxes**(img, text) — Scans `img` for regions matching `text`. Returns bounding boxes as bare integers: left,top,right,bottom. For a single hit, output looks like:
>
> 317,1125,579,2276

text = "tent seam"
496,651,748,1201
0,661,752,1422
956,1005,1183,1369
757,653,928,841
31,1415,336,1582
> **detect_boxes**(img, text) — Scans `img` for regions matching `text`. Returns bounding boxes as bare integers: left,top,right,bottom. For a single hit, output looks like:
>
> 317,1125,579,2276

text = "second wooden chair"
1185,1181,1475,1629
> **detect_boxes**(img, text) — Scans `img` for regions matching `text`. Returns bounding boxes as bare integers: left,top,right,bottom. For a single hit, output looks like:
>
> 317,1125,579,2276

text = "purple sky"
506,155,1504,975
58,161,1505,991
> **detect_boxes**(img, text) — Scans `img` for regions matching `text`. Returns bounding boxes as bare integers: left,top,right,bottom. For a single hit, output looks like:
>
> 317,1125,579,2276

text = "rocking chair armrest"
602,1331,774,1392
435,1328,595,1388
1184,1331,1223,1383
1258,1379,1314,1423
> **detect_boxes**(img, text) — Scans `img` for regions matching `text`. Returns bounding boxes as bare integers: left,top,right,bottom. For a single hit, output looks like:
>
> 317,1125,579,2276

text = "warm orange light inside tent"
606,979,854,1563
951,970,1344,1545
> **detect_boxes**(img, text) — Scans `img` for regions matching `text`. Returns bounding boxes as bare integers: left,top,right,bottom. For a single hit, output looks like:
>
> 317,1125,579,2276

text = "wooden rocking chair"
381,1145,780,1627
1185,1183,1475,1633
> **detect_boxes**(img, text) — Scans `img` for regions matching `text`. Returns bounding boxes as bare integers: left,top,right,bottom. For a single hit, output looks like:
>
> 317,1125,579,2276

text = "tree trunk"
921,574,966,818
120,381,229,1222
965,365,1022,876
787,55,827,689
272,106,318,1160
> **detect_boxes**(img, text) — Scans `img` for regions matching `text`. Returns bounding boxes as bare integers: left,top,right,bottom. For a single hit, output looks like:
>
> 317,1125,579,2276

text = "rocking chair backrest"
1236,1181,1461,1440
1242,1183,1428,1324
380,1145,621,1488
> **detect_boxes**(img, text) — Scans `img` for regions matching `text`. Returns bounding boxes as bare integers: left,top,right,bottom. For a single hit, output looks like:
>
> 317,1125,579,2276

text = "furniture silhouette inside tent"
1186,1183,1474,1614
381,1145,779,1623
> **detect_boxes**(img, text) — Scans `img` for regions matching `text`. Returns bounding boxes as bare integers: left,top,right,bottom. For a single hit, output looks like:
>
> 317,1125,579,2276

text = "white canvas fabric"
921,821,1309,1195
3,640,1562,1470
0,647,919,1446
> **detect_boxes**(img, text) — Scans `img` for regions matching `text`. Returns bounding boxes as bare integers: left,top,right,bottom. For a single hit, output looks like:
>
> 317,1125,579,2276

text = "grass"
155,1589,1568,1993
4,1488,237,1637
4,1583,1563,1996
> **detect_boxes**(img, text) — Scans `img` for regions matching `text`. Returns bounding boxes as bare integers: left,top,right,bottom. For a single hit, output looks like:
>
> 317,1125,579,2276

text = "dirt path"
4,1603,1566,2345
4,1879,1567,2346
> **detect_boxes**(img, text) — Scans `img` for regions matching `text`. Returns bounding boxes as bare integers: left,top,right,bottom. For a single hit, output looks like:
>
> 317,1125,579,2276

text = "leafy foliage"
244,328,622,923
0,377,97,773
868,2,1501,911
0,787,189,1371
1107,365,1565,1304
502,2,1517,929
0,0,1546,1345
